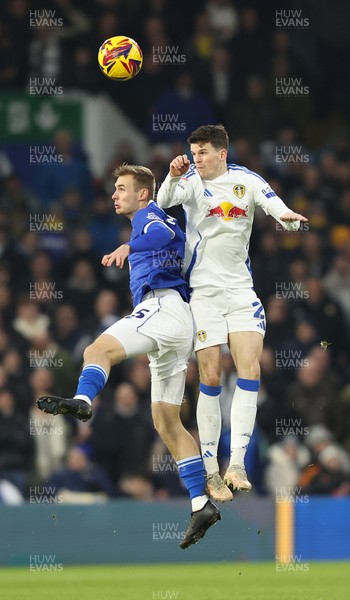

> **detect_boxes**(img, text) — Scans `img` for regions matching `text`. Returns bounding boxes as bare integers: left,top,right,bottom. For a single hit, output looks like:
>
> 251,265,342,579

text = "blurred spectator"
230,75,281,144
29,402,69,483
298,444,350,496
0,479,24,505
36,129,93,207
13,297,50,341
151,72,215,143
46,447,115,502
206,0,238,42
264,436,310,496
51,303,91,365
29,332,78,397
323,253,350,325
264,296,294,349
124,355,151,406
252,230,288,304
292,276,348,363
91,383,154,485
0,389,34,494
285,352,343,440
88,191,120,258
65,259,99,321
90,289,121,337
230,6,267,87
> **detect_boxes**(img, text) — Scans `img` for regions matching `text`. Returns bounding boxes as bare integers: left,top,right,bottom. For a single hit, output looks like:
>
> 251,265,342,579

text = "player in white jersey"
157,124,308,501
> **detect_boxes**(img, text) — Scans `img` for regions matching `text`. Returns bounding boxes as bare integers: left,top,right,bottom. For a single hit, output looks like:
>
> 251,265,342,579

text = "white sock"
196,385,222,475
230,378,259,466
73,395,92,406
191,495,208,512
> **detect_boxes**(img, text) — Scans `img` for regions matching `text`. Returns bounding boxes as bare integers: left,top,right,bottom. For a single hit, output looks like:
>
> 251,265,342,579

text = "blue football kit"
127,201,189,306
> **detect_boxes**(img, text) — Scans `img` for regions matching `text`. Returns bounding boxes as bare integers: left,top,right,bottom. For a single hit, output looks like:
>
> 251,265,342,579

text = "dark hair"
187,124,229,151
113,164,155,199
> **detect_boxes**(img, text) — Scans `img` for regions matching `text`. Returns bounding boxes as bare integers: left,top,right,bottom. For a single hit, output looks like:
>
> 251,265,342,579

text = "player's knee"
237,361,260,380
83,338,124,366
199,372,221,387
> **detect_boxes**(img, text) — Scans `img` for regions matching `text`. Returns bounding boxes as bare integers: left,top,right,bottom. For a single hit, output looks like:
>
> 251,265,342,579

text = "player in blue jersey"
37,164,220,549
157,125,308,501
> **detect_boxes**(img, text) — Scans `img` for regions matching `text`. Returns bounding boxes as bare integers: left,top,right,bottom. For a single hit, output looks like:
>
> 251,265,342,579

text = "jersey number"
126,309,150,319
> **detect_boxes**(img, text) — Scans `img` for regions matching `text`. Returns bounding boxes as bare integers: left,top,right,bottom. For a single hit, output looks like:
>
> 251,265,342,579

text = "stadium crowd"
1,0,350,503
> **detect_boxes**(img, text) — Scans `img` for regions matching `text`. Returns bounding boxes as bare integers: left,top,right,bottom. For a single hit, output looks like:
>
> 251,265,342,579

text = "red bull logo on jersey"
206,202,248,221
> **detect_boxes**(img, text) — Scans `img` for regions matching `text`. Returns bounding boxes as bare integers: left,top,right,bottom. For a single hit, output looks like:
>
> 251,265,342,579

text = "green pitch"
0,562,348,600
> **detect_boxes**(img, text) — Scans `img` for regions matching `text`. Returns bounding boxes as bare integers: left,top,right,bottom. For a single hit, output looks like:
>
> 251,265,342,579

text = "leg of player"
36,334,126,421
152,399,220,550
224,331,263,492
196,346,233,502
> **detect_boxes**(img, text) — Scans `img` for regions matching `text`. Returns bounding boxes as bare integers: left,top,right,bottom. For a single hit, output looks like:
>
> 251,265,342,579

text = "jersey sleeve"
131,208,175,244
128,222,173,252
157,168,196,208
252,175,300,231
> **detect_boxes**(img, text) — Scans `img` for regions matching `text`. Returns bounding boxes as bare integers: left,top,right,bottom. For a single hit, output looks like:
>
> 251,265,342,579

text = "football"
98,36,143,81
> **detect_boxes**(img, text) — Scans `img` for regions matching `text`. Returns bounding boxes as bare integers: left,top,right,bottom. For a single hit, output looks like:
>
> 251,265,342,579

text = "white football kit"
104,289,193,404
157,163,299,350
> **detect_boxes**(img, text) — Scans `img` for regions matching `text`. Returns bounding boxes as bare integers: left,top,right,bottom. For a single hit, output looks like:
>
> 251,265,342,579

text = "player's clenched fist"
170,154,190,177
101,244,131,268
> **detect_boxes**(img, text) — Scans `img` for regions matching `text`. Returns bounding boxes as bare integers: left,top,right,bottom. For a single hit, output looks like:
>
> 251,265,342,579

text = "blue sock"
177,455,206,500
74,364,108,404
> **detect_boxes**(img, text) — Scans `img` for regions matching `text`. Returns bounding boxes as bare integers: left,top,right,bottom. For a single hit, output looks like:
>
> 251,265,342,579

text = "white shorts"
103,289,193,404
190,287,266,351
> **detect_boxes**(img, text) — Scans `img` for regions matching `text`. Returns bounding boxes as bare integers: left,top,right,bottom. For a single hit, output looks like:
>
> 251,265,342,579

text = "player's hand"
101,244,131,268
169,155,190,177
280,211,308,222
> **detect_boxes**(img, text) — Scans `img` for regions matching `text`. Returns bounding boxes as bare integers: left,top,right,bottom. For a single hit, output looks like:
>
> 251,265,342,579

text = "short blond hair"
113,164,155,199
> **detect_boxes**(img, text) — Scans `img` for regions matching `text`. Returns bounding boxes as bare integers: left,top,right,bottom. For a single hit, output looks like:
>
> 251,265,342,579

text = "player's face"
190,142,227,180
112,175,146,218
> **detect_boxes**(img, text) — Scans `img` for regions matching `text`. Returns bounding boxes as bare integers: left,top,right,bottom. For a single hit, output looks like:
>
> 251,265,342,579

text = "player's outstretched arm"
279,210,308,231
157,154,193,209
101,224,173,268
252,176,308,231
102,244,131,269
279,211,308,222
